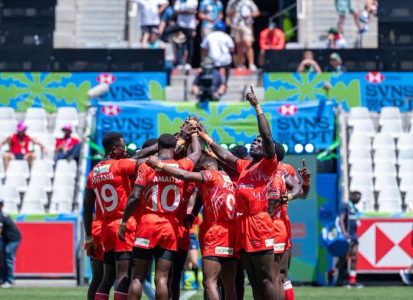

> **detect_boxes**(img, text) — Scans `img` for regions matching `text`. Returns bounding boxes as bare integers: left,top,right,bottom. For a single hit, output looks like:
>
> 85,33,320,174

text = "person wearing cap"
198,0,224,38
192,57,226,102
0,198,22,288
258,21,285,67
325,52,346,72
55,124,80,161
0,121,47,170
327,27,347,49
200,20,234,84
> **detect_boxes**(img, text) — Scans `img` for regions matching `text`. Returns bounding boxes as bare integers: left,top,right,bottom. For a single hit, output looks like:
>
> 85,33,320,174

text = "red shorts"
91,219,104,261
134,213,178,251
102,218,136,253
235,211,276,253
199,221,236,258
273,218,287,254
177,224,190,251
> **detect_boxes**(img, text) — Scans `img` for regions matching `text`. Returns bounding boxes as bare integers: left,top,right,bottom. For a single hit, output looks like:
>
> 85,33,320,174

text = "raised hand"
146,156,163,169
298,159,311,184
246,86,259,107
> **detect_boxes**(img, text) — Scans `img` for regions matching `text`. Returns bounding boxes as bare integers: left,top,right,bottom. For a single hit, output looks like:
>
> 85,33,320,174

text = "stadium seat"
398,161,413,178
374,148,397,165
378,200,402,213
26,120,48,134
25,107,47,122
4,174,28,193
351,119,375,137
405,188,413,212
372,133,395,150
29,176,52,193
350,175,374,192
2,200,18,214
21,201,44,214
0,186,20,206
31,159,54,178
397,133,413,151
0,120,18,136
348,148,372,165
350,163,373,178
55,160,77,177
348,133,371,151
400,176,413,192
348,107,370,127
51,186,74,203
6,160,30,179
53,174,76,193
50,201,72,214
374,174,399,191
373,162,397,177
23,186,48,205
0,107,16,120
0,159,5,179
380,120,403,138
56,107,79,127
398,148,413,165
377,187,402,213
379,107,401,125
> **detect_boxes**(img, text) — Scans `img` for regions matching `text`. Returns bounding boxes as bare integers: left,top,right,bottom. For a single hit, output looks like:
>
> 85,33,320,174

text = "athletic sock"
114,291,128,300
284,281,295,300
94,293,109,300
349,270,357,284
193,267,199,288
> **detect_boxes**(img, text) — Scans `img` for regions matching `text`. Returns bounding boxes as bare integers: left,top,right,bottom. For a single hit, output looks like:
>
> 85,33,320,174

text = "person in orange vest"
259,21,285,67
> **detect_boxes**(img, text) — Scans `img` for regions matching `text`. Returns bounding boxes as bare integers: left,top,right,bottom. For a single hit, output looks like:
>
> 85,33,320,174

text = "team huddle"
83,89,311,300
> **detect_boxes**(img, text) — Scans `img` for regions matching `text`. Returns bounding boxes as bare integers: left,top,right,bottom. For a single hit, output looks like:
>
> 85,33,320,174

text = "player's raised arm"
246,87,275,159
146,156,204,182
198,123,239,170
284,175,304,201
298,159,311,199
186,132,202,165
82,188,97,254
131,142,158,160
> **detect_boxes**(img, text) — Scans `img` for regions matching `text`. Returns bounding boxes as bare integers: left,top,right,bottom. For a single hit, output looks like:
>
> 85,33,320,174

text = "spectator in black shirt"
0,198,21,288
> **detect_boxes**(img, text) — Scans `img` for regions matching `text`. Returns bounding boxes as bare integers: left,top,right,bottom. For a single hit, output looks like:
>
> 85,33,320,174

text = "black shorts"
14,154,24,160
132,246,176,261
203,256,237,263
103,250,131,264
141,25,158,34
239,249,274,256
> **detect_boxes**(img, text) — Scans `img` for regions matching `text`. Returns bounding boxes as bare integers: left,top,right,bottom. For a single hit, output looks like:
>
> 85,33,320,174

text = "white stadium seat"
31,160,54,178
372,133,395,150
380,120,403,138
351,119,375,136
398,161,413,178
6,160,30,179
374,174,399,191
350,163,373,178
50,201,72,214
25,107,47,122
379,107,401,123
4,174,28,193
350,175,374,192
397,133,413,150
56,107,79,126
0,186,20,205
405,188,413,212
398,148,413,165
379,200,402,213
0,120,18,136
21,201,44,214
348,107,370,126
348,133,371,151
377,187,402,213
0,107,16,120
23,186,48,205
26,120,48,134
51,186,74,204
348,148,372,165
3,200,19,214
373,162,397,177
400,176,413,192
55,160,77,177
374,148,397,165
29,176,52,193
0,159,5,179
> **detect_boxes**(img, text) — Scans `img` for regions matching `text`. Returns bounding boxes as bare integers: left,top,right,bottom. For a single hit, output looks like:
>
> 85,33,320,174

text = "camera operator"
192,58,226,102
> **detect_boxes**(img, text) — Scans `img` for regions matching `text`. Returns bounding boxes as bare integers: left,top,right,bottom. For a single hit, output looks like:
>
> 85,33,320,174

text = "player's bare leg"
241,251,277,300
202,258,221,300
219,259,237,300
114,253,131,300
129,258,151,300
280,249,294,300
274,254,284,300
96,256,116,300
170,250,188,300
155,258,174,300
88,258,103,300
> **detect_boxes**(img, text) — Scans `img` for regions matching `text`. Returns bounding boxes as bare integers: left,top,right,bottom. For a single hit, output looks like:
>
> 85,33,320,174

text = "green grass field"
0,286,411,300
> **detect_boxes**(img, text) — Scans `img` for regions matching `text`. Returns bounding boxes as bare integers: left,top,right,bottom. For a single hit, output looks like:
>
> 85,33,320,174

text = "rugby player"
118,132,201,300
146,156,238,300
198,87,280,300
83,132,157,300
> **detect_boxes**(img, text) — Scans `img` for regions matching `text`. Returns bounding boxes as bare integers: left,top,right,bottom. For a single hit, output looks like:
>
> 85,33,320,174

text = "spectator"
324,52,345,72
297,50,322,73
143,28,175,85
0,121,47,170
335,0,362,34
135,0,168,46
55,124,80,161
201,21,234,84
400,264,413,285
192,58,226,102
159,0,177,34
198,0,224,38
327,27,347,49
359,0,378,31
258,21,285,67
162,0,198,70
0,198,22,288
226,0,260,71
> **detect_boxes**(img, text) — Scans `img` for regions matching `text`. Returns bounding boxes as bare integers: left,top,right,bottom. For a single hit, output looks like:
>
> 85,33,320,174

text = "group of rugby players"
83,88,311,300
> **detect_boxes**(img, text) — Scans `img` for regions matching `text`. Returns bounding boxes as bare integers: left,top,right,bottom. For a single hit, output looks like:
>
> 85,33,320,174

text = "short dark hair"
142,138,158,149
274,141,285,161
158,133,177,149
200,156,218,168
229,145,248,159
102,132,124,154
350,191,361,197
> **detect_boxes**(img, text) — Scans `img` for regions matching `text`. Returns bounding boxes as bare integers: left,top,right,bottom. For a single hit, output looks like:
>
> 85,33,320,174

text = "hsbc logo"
97,73,116,84
366,72,384,84
101,105,120,116
278,104,298,116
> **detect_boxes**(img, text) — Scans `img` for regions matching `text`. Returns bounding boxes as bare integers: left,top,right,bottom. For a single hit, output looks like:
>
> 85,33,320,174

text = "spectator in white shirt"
201,21,234,84
135,0,168,46
162,0,198,70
